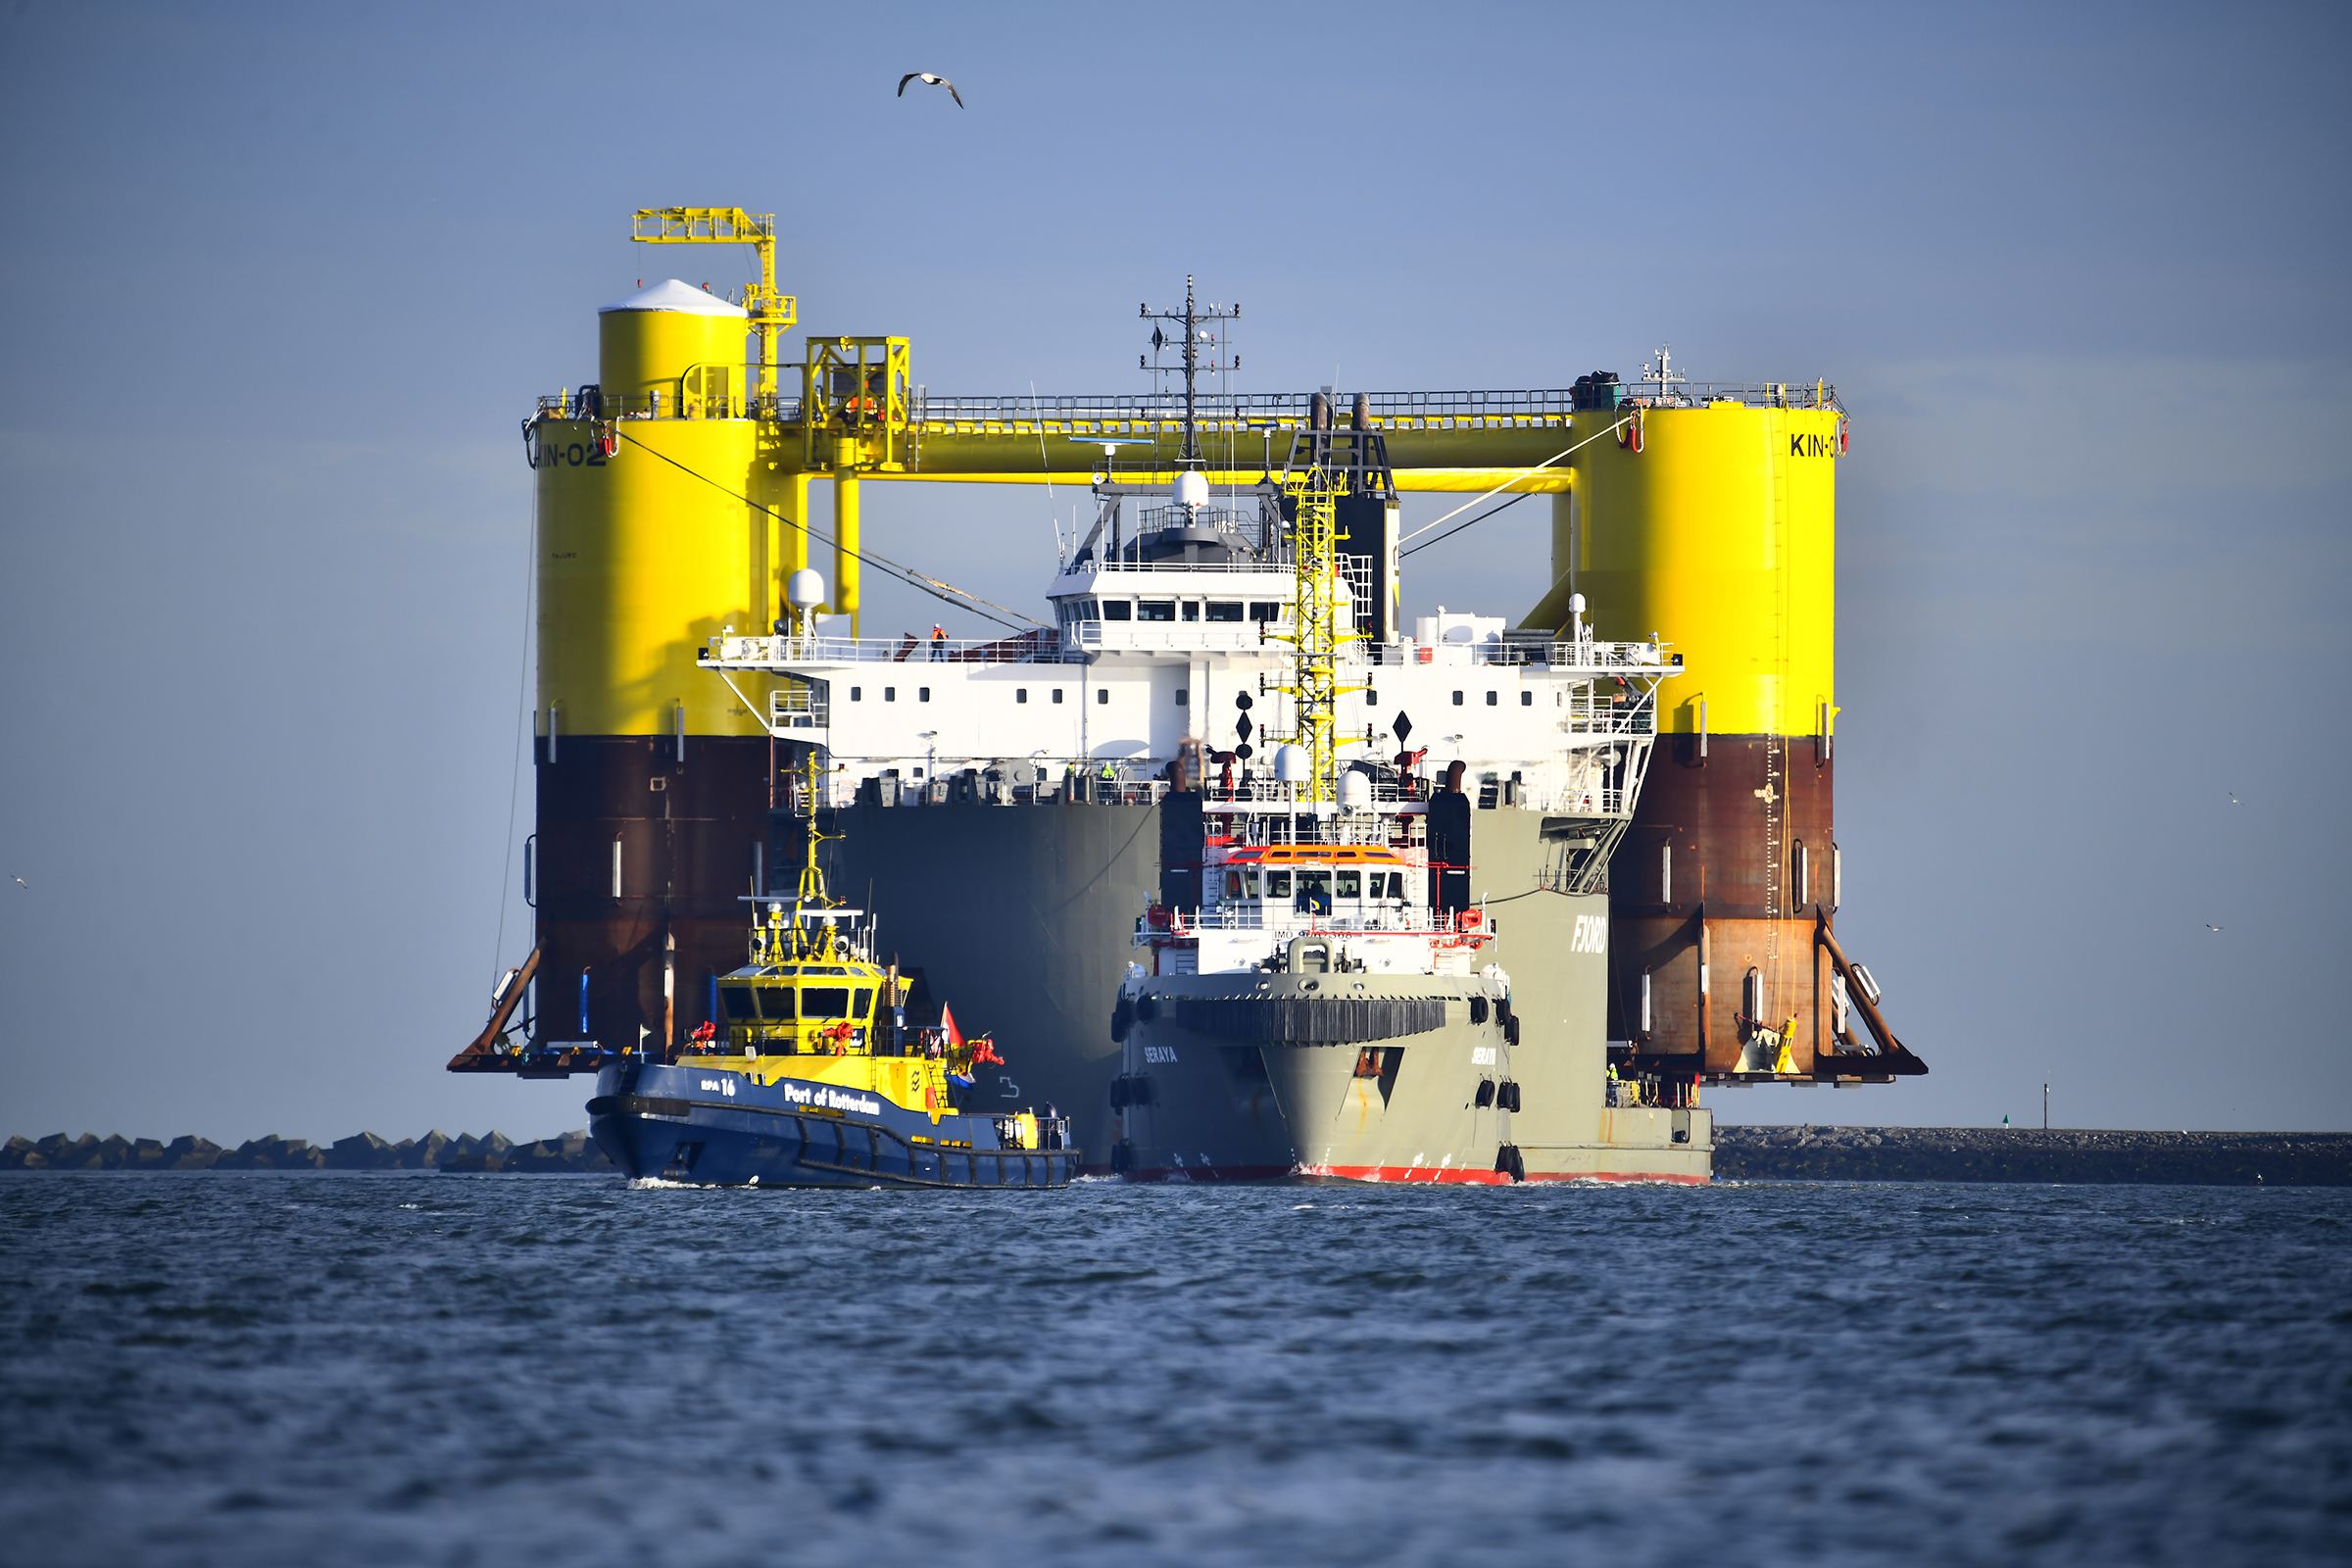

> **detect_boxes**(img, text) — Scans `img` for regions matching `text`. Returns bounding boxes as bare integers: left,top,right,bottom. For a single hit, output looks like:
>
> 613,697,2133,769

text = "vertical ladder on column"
1761,422,1788,1034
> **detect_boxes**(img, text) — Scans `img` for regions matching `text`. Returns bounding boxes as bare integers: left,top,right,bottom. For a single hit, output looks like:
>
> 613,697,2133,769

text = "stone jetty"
1715,1126,2352,1186
0,1130,612,1173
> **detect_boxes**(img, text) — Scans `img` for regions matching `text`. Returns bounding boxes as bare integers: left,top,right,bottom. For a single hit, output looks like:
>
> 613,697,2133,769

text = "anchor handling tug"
452,749,1079,1190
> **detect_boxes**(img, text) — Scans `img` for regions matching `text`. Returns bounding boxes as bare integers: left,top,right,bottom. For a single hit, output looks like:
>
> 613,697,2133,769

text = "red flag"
941,1003,964,1054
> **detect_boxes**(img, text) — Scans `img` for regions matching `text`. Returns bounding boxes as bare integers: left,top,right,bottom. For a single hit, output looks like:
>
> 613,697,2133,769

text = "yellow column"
785,469,812,577
832,466,860,635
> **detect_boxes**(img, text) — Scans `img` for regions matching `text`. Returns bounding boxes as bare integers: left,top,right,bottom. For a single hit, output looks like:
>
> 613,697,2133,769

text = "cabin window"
852,987,874,1020
1336,869,1362,899
1052,688,1064,704
1206,601,1244,622
884,687,897,703
1791,841,1809,908
800,986,851,1019
1486,691,1498,707
1102,600,1133,621
850,686,862,702
1365,689,1378,707
1139,600,1176,622
1264,870,1293,898
1295,871,1332,914
1451,690,1464,706
720,985,760,1019
1016,688,1029,704
1520,691,1533,707
1180,601,1200,621
1174,689,1188,707
919,687,931,703
1250,602,1281,622
1097,688,1109,705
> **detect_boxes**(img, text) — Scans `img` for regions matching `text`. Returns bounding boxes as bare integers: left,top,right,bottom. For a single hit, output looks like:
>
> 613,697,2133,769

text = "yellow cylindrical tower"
1525,397,1909,1084
530,279,779,1059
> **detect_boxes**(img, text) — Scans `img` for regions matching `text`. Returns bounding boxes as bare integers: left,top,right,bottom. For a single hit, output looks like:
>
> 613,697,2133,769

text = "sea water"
2,1174,2346,1566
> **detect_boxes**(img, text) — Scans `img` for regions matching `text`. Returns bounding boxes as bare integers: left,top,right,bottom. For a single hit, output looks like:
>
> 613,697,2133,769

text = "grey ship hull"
821,800,1710,1181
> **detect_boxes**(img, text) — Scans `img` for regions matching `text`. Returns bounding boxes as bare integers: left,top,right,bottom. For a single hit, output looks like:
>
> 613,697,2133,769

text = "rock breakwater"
1717,1126,2352,1186
0,1130,612,1173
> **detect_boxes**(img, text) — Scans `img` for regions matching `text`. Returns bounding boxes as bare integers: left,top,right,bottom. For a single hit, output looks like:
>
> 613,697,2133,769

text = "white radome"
786,569,827,611
1272,744,1308,783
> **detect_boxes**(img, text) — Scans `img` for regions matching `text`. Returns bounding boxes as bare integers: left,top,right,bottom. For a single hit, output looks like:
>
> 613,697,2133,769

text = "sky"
1,0,2346,1143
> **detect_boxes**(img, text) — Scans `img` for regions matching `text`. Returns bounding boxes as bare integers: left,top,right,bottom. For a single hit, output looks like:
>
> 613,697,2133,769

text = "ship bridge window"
720,985,760,1019
1139,600,1176,622
1264,870,1293,898
1250,602,1282,623
1375,871,1406,901
1336,870,1361,899
1295,871,1333,914
1224,867,1259,899
799,986,851,1019
852,987,874,1020
764,989,796,1021
1206,601,1244,623
1181,601,1200,621
1102,600,1133,621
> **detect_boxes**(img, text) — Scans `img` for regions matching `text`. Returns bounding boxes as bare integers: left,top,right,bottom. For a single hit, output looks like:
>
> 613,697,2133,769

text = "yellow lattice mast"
630,207,798,403
1270,466,1362,803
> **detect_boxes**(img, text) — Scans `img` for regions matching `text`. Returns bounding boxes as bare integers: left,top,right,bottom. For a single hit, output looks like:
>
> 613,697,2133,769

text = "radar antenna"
1141,276,1239,469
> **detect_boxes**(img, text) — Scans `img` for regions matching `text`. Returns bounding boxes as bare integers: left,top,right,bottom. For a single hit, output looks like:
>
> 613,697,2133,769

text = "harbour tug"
579,755,1078,1188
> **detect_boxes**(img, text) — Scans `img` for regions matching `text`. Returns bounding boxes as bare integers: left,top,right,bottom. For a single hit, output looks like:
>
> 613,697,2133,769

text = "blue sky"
2,0,2346,1141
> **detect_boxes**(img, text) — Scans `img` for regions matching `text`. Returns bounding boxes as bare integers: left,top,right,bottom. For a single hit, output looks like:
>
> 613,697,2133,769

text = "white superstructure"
702,470,1677,832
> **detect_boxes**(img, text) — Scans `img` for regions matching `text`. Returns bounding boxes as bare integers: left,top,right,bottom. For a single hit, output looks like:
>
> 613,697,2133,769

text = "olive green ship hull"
819,800,1711,1182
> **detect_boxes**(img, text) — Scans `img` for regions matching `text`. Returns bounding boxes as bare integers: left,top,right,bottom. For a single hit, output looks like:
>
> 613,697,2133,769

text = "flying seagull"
2229,791,2240,805
898,72,964,108
10,876,24,890
2204,923,2224,932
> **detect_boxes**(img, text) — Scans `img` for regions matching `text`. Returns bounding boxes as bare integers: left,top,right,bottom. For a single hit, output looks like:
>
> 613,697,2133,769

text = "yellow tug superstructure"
455,207,1924,1171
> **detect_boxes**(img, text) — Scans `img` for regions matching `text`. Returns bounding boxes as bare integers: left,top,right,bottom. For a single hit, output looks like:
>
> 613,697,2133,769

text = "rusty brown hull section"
1612,734,1922,1081
530,735,768,1051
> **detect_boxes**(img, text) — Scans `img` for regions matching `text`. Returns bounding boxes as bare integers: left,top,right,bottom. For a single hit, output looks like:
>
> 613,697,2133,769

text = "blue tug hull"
587,1062,1080,1189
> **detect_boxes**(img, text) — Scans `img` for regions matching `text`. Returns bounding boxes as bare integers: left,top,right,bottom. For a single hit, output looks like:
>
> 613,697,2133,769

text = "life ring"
1459,907,1484,931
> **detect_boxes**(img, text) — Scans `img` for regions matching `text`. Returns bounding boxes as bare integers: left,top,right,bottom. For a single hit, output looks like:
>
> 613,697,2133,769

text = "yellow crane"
630,207,797,403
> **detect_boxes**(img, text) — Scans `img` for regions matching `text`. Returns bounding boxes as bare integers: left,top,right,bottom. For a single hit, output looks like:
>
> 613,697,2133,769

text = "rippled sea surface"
3,1174,2348,1566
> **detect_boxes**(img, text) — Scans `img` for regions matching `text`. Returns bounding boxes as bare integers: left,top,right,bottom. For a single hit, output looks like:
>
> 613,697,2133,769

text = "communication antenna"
1639,343,1688,403
1141,276,1239,469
